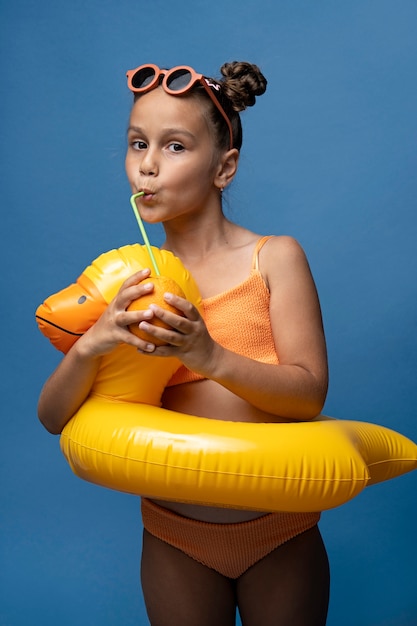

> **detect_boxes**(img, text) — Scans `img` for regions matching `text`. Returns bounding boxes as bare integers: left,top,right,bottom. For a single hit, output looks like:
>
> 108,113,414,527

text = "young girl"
38,61,330,625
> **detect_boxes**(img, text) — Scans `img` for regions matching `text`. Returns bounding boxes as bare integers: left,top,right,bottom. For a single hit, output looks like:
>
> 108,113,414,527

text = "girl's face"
125,87,224,225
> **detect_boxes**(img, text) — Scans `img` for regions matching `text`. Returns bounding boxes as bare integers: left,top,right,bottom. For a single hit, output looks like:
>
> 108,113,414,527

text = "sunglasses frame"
126,64,234,150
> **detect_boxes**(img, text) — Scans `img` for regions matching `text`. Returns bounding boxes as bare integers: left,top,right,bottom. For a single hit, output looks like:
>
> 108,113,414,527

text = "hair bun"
219,61,267,112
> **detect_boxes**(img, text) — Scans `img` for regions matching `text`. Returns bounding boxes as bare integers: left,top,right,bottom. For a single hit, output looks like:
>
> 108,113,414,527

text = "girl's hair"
197,61,268,152
131,62,267,153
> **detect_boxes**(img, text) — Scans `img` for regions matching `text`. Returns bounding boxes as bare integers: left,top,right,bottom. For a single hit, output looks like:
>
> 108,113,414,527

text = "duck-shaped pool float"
35,195,417,512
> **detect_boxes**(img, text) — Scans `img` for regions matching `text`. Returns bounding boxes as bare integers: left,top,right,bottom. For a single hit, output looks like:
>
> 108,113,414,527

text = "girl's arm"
38,269,155,434
210,235,328,419
138,237,328,421
38,335,103,435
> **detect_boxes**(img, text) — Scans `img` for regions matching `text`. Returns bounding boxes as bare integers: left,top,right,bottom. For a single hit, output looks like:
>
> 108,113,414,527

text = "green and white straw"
130,192,161,276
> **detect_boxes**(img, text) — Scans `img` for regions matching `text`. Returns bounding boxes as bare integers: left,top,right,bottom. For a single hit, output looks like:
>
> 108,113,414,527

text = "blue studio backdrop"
1,1,416,625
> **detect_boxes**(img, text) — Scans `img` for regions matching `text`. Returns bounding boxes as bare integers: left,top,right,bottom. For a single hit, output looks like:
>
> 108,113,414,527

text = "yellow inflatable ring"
36,245,417,512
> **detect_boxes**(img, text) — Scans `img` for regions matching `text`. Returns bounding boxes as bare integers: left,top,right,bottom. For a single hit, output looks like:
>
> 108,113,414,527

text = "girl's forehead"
130,88,203,123
129,88,216,147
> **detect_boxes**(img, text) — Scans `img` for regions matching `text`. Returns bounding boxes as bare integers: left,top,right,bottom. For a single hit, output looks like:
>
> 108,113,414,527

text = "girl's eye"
168,143,184,153
131,140,147,150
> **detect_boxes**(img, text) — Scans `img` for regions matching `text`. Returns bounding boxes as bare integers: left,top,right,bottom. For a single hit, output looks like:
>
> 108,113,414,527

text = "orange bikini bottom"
141,498,320,579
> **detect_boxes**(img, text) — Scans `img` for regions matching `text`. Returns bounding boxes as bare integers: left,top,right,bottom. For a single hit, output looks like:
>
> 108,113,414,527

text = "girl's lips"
140,189,156,201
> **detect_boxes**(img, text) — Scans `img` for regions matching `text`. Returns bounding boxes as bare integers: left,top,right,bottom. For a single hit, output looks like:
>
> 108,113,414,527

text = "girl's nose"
139,148,158,176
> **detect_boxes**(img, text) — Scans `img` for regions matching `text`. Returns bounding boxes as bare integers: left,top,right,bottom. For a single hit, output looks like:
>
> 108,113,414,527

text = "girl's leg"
141,529,237,626
236,526,330,626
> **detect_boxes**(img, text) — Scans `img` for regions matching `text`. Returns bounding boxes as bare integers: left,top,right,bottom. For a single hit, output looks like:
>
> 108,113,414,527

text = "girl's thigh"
236,526,330,626
141,529,237,626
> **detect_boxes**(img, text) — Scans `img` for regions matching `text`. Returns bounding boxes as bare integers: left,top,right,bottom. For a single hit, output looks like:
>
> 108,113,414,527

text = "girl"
38,61,330,625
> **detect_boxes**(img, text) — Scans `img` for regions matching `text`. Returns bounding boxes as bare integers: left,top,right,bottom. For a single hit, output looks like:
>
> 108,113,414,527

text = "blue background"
1,1,416,624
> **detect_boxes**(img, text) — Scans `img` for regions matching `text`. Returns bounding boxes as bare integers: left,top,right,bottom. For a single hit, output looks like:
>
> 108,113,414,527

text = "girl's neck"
162,212,238,263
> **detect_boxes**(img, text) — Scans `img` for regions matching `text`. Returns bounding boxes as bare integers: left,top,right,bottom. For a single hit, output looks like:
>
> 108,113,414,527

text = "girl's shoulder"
257,235,312,289
258,234,308,264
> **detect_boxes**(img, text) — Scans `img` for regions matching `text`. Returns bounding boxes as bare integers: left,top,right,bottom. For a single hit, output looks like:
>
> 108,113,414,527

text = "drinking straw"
130,193,160,275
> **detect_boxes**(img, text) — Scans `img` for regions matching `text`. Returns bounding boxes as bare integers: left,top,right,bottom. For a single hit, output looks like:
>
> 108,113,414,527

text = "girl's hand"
136,292,221,376
77,268,166,357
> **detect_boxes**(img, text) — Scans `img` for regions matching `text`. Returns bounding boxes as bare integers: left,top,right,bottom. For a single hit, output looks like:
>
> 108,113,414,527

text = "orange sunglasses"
126,64,234,150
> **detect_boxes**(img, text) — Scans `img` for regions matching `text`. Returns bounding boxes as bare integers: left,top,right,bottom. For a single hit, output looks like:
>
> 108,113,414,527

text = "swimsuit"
141,498,320,579
142,236,320,578
167,235,279,386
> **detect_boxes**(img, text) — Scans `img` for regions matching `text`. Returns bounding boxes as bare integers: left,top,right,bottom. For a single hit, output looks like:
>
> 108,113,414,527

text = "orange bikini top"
167,236,279,386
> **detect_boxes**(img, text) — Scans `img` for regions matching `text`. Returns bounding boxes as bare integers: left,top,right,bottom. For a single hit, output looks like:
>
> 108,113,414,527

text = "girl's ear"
214,148,239,191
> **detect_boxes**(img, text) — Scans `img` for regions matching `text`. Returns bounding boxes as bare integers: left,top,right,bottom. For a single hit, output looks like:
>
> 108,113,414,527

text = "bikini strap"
252,236,274,270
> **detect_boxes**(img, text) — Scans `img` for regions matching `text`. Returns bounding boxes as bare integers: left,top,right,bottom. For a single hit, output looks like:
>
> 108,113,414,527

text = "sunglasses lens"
131,67,157,90
165,69,193,92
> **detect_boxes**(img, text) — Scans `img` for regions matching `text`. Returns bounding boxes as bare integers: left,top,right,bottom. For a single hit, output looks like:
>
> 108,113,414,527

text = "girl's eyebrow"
127,125,144,135
127,125,195,141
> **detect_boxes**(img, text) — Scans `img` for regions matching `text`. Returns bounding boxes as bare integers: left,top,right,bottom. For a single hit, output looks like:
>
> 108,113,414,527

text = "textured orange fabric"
141,498,320,579
168,236,278,386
